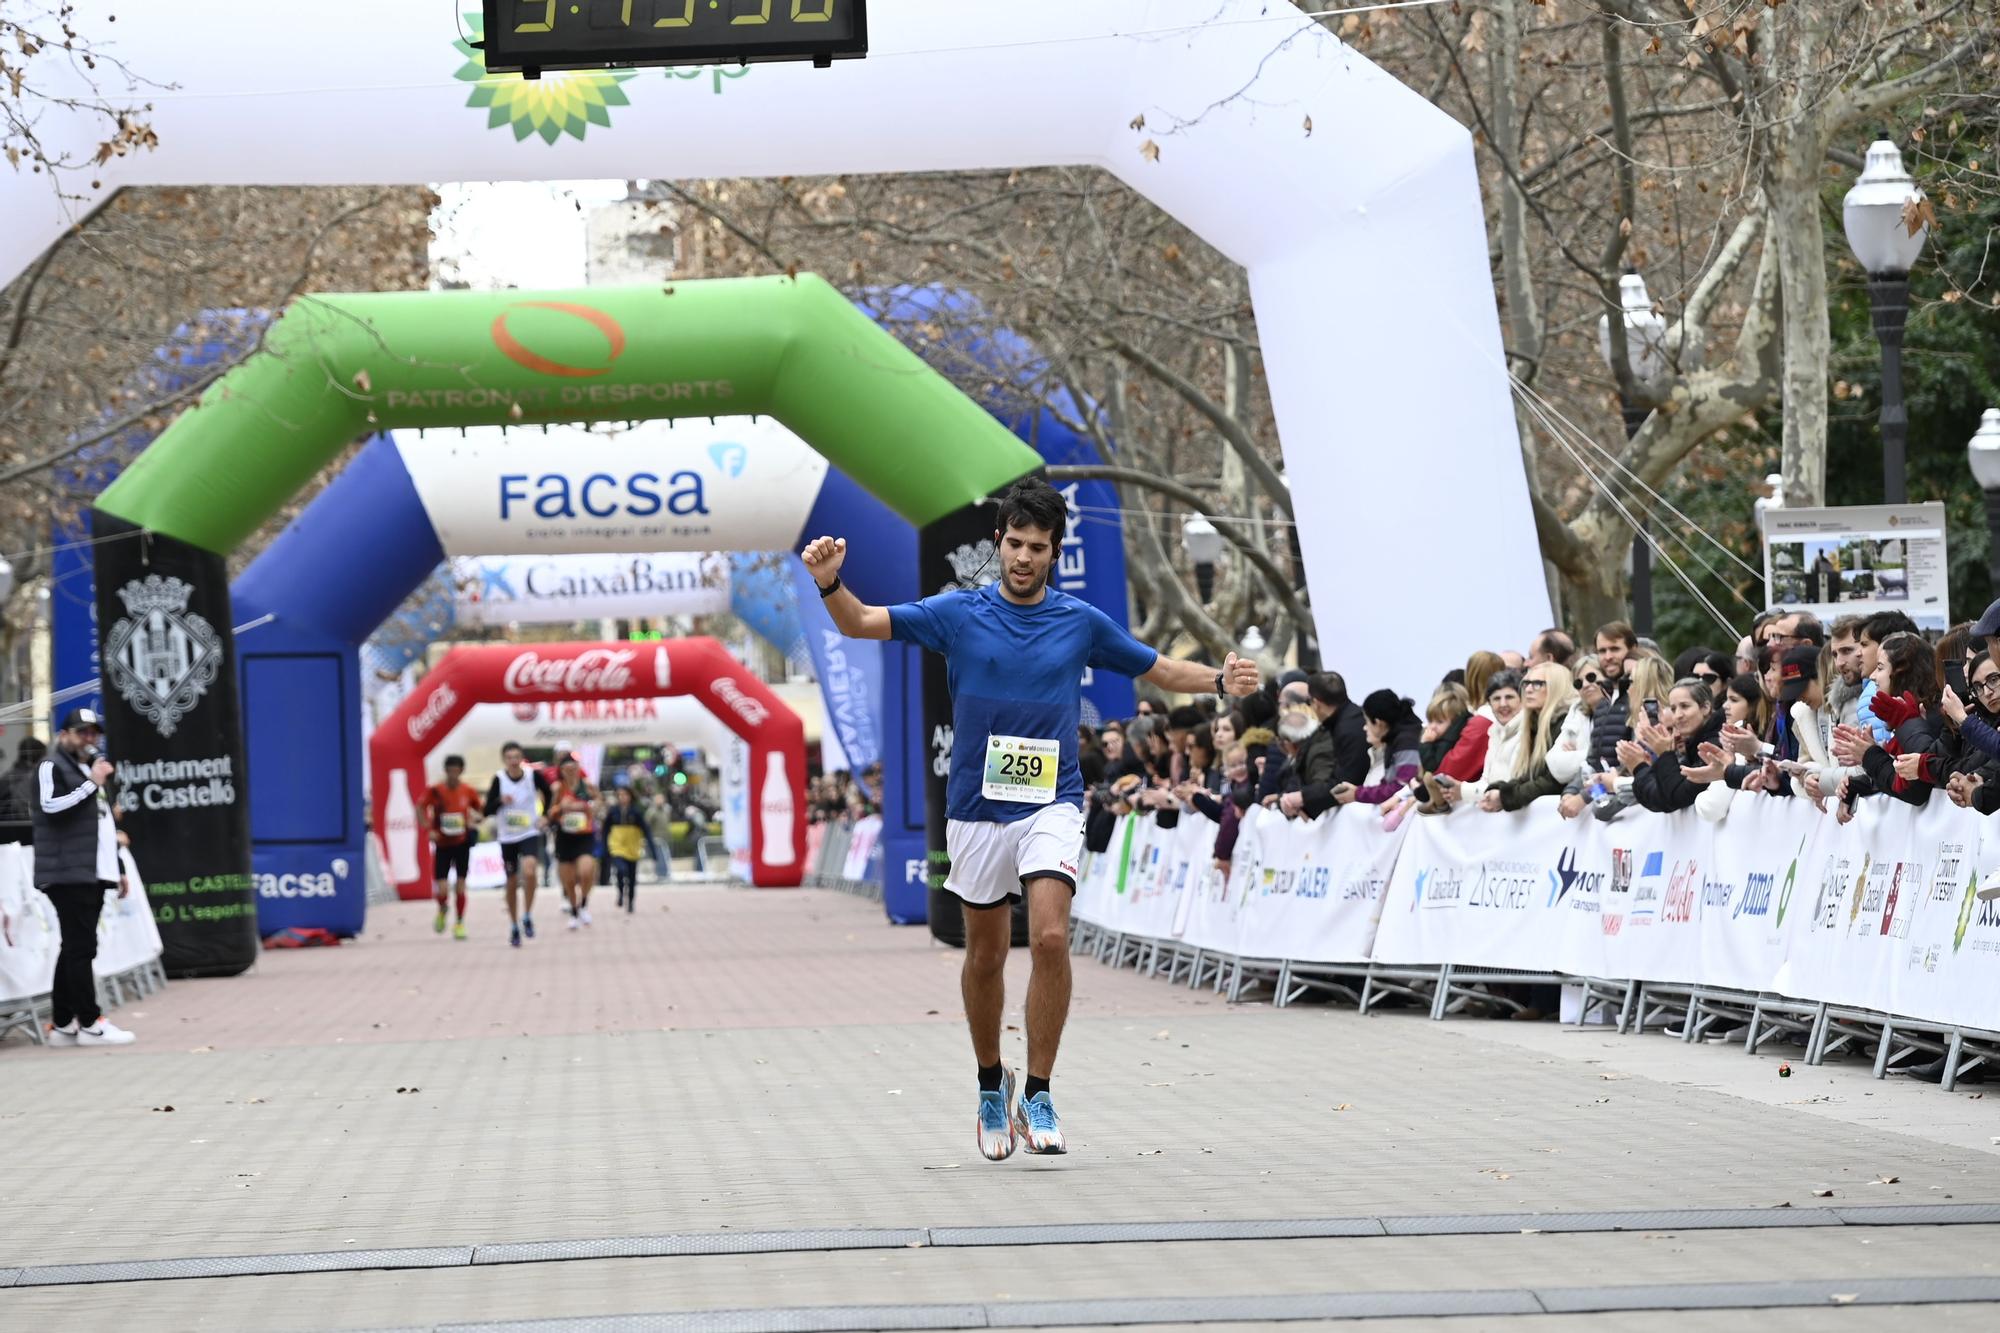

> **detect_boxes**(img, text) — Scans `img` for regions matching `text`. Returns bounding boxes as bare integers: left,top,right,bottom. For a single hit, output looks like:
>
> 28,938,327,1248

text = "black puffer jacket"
1586,686,1631,773
1633,710,1724,813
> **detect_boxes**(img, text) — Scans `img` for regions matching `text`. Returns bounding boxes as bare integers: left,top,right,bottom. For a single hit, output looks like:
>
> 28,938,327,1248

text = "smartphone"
1944,658,1969,698
1642,699,1661,726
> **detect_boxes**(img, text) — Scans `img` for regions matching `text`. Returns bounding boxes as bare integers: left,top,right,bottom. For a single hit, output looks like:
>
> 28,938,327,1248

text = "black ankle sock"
1024,1075,1050,1100
977,1063,1005,1093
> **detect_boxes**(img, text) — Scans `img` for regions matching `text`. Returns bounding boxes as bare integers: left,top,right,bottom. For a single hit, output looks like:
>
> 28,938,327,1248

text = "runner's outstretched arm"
1142,651,1262,699
800,536,891,641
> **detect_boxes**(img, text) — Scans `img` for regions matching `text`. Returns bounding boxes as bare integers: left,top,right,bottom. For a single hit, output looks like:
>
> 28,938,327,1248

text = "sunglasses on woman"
1580,672,1602,685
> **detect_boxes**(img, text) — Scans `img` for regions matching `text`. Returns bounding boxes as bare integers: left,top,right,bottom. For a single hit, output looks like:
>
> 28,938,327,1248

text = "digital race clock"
480,0,867,77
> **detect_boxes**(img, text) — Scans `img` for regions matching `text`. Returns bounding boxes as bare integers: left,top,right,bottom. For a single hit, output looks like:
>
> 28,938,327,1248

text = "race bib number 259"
982,734,1059,805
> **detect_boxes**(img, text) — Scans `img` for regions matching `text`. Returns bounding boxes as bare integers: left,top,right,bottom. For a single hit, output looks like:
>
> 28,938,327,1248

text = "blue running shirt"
890,583,1159,823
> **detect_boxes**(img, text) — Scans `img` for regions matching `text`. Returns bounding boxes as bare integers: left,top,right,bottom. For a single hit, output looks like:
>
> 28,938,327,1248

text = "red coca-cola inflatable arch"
370,638,806,894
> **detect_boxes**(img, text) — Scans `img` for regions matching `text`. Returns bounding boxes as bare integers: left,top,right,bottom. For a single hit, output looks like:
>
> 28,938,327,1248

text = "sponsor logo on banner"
1418,867,1465,910
1628,851,1666,927
1729,871,1772,919
1855,859,1892,934
1663,860,1698,924
1883,861,1917,939
451,13,636,144
491,302,627,378
1775,837,1806,926
1467,861,1537,911
257,858,350,899
1548,847,1604,909
408,682,460,742
1603,848,1634,935
1962,895,2000,955
503,648,636,696
103,575,223,738
710,676,769,727
1813,854,1856,931
113,754,238,813
1340,866,1384,903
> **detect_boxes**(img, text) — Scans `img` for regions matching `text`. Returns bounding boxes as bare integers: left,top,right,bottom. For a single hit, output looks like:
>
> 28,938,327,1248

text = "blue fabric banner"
789,559,882,773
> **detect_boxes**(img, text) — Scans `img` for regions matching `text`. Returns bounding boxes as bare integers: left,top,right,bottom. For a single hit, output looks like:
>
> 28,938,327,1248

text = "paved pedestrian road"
3,885,1997,1330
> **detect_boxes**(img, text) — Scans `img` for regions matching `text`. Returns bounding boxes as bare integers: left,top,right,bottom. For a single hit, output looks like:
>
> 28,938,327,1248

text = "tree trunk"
1767,4,1832,509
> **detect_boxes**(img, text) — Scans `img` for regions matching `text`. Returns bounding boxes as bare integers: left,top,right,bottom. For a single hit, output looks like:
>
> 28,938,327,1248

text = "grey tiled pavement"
3,885,1998,1330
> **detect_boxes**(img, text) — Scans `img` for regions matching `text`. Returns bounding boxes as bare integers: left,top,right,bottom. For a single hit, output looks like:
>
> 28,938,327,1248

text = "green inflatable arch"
89,272,1041,978
97,274,1041,549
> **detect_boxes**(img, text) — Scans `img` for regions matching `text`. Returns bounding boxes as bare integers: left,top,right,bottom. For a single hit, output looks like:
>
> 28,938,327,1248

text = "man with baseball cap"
31,708,136,1046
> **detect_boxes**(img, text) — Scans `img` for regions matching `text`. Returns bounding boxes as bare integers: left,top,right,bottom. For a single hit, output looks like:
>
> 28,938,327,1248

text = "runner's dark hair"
994,476,1067,547
443,754,465,768
502,740,524,754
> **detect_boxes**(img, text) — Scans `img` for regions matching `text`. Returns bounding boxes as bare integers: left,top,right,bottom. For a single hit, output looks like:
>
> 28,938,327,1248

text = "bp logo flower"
454,13,634,144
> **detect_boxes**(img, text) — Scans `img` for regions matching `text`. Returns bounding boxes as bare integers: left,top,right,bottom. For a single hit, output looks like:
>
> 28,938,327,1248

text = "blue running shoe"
1013,1090,1066,1155
522,915,535,939
976,1067,1018,1161
510,925,522,949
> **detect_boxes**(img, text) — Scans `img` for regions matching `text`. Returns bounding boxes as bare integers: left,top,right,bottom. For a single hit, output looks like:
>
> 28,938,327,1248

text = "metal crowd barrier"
803,817,884,902
1068,918,1999,1091
0,957,168,1047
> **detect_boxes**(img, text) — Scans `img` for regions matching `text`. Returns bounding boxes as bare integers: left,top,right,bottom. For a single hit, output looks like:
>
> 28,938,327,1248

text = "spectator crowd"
1079,602,2000,871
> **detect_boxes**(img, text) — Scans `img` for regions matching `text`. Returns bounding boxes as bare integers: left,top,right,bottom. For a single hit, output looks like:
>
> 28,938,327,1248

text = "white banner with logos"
0,844,165,1004
397,419,828,556
455,552,729,625
1081,791,2000,1033
1078,805,1401,966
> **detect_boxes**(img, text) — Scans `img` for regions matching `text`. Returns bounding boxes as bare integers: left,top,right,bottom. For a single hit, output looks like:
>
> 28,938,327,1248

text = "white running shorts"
944,802,1085,908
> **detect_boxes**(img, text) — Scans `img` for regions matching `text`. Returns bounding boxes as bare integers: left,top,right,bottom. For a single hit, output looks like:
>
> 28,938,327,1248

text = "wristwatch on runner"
1212,669,1225,695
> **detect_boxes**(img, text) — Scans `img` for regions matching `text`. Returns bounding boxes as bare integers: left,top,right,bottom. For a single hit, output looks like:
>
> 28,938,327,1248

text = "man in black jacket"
1279,672,1370,818
31,708,136,1046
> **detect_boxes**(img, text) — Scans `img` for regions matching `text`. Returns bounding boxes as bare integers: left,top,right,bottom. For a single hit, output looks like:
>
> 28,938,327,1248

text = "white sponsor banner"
455,552,729,625
422,698,732,780
1084,791,2000,1034
1080,805,1402,965
396,418,828,556
842,814,883,882
0,844,164,1002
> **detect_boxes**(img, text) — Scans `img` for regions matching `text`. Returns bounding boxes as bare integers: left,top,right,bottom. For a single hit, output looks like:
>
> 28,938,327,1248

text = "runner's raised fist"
801,536,847,586
1221,651,1260,698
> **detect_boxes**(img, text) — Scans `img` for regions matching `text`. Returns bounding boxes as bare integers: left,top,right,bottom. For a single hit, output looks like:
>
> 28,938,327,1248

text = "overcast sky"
430,180,628,290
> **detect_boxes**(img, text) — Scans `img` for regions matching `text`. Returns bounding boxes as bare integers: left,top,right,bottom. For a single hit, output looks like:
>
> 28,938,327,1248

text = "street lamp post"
1181,514,1223,604
1598,270,1673,636
1967,408,2000,598
1843,136,1930,505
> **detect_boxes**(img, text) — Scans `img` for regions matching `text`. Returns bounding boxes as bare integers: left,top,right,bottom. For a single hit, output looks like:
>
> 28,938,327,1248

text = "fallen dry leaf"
1872,1175,1900,1184
1137,1149,1164,1156
1129,113,1146,131
151,1105,174,1113
1335,1103,1353,1111
1302,115,1313,137
1139,140,1160,163
1811,1188,1835,1198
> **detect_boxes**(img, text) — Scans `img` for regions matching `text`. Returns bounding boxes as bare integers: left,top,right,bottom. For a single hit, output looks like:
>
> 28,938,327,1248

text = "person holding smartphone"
1621,677,1723,814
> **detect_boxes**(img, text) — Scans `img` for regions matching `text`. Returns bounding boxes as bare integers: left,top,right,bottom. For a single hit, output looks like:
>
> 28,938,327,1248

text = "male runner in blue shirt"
802,477,1261,1160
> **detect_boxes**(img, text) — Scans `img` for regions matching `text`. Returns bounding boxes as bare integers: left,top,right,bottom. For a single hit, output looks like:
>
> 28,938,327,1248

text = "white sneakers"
46,1019,137,1047
578,907,592,926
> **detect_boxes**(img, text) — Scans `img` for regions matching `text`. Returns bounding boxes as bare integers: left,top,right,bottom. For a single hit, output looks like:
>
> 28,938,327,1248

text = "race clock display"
480,0,867,76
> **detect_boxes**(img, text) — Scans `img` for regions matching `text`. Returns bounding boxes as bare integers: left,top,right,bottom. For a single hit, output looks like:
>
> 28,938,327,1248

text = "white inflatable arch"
6,0,1548,687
